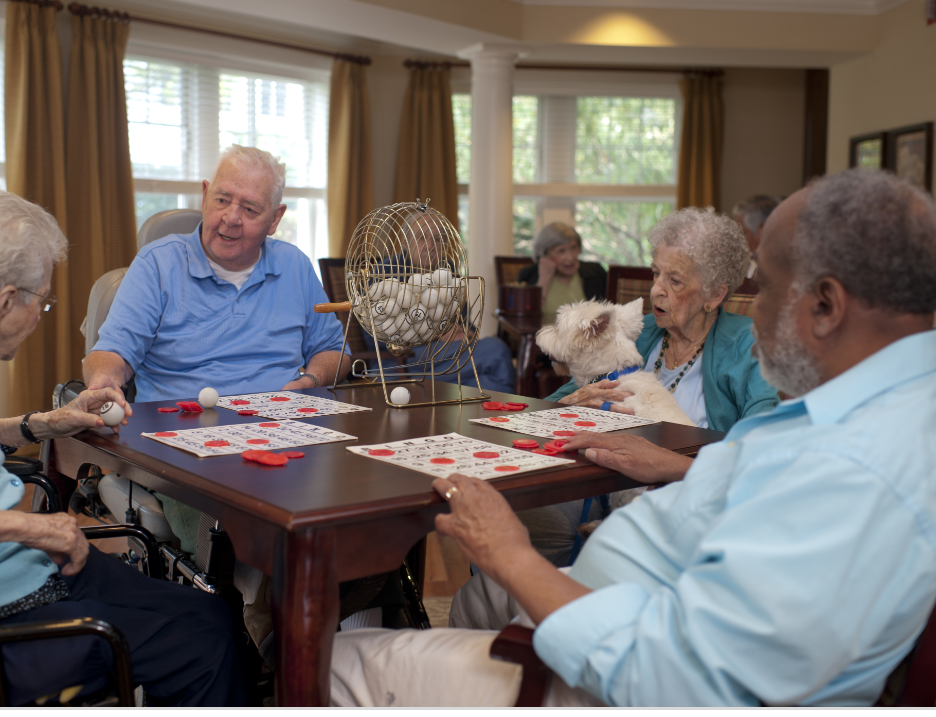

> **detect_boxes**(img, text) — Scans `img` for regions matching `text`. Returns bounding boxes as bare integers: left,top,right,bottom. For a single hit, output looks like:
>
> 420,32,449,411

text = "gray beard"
752,298,822,398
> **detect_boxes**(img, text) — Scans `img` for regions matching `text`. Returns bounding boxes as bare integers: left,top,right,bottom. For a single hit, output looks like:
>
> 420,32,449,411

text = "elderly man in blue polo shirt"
328,169,936,706
83,146,354,656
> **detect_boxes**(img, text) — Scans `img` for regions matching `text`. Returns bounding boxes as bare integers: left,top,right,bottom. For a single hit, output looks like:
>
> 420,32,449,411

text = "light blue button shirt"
0,464,57,608
92,226,348,402
534,329,936,706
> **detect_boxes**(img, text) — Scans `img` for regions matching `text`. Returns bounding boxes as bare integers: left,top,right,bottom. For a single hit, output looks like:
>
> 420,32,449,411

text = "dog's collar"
589,365,639,384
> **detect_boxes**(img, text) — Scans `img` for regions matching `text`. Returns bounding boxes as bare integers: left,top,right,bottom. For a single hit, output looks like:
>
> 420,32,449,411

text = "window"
453,80,680,267
125,55,329,263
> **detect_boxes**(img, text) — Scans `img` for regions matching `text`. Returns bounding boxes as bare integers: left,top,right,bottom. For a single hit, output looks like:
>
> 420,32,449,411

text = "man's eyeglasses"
18,288,57,313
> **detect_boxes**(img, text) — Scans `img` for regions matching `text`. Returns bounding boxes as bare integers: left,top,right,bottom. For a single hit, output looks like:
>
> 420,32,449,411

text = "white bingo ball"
198,387,219,408
390,386,411,405
100,401,125,427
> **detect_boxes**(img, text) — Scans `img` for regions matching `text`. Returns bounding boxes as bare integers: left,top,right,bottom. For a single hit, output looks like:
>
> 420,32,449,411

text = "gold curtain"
4,1,72,417
327,59,373,258
677,72,724,211
65,12,136,374
394,64,458,231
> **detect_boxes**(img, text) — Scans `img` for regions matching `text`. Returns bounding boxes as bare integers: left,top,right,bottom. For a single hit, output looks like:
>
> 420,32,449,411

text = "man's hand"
559,378,636,414
282,375,318,391
432,473,535,585
431,473,593,625
6,511,89,576
563,431,693,484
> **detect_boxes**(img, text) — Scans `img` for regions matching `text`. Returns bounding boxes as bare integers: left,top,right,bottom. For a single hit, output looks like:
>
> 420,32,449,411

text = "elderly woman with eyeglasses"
0,192,245,706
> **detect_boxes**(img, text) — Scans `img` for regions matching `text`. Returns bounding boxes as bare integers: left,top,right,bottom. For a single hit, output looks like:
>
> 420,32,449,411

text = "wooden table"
45,382,724,706
495,311,543,397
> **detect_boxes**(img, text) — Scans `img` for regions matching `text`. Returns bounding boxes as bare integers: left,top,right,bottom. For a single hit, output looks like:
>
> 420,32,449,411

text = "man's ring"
444,486,459,501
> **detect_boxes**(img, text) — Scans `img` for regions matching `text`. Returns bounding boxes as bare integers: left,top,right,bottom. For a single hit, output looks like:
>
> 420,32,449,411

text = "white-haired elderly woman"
494,209,781,575
0,193,244,706
517,223,608,323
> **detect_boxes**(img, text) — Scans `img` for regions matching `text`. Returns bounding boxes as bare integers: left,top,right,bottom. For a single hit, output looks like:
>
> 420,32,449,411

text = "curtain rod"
64,3,371,64
413,59,721,75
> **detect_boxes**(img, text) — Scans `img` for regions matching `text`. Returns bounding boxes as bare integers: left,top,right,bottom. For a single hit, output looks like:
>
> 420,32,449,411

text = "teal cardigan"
545,310,780,432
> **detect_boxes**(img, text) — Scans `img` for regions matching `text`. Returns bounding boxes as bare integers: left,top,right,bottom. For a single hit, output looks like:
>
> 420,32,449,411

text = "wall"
721,67,807,213
368,55,410,209
827,0,936,175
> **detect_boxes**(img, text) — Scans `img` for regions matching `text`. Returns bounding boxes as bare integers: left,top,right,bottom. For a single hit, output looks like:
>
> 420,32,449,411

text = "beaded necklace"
653,332,705,394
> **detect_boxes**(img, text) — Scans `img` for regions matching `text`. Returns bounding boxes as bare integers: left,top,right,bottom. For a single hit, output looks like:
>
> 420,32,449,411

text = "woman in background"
517,223,607,323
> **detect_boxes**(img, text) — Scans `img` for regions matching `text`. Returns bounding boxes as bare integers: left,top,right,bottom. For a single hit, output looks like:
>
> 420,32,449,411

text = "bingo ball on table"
390,387,411,406
198,387,219,408
100,401,125,427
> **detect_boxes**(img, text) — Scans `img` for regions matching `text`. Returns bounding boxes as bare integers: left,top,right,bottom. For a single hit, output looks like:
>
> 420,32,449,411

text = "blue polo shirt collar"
803,329,936,426
184,223,283,284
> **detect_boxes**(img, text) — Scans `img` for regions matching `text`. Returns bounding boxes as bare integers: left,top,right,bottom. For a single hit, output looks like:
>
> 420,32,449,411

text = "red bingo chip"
473,451,500,459
549,438,569,447
204,440,229,447
369,449,395,457
543,441,569,452
512,439,539,449
482,402,506,411
230,400,250,406
494,465,520,472
237,410,259,416
259,423,280,428
154,431,177,437
297,407,318,413
280,451,305,459
270,396,290,402
242,450,288,466
559,413,579,418
490,417,510,423
157,407,179,413
176,401,203,413
553,430,575,437
574,421,597,427
532,448,558,456
246,439,269,445
430,457,456,465
504,403,528,411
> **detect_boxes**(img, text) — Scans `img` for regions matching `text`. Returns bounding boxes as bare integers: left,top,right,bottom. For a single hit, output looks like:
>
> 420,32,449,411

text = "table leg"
273,527,339,706
516,334,538,398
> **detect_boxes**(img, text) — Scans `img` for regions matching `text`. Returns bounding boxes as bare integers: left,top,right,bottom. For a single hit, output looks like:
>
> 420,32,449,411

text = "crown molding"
514,0,909,15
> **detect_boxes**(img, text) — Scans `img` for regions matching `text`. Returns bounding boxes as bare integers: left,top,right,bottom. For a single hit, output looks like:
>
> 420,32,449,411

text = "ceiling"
514,0,909,14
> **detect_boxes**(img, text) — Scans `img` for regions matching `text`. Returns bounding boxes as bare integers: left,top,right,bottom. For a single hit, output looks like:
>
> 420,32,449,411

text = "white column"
459,43,526,337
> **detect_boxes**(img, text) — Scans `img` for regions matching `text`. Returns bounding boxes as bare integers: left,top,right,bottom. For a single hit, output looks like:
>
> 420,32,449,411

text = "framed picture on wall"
849,132,887,170
886,122,933,192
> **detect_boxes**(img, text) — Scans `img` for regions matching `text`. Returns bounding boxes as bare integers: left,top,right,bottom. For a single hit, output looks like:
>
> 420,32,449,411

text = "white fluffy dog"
536,298,696,427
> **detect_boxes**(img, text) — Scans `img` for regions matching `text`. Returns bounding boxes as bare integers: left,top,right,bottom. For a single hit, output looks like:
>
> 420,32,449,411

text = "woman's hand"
1,510,89,576
537,255,557,294
432,473,535,585
35,387,132,438
562,432,693,484
558,378,636,414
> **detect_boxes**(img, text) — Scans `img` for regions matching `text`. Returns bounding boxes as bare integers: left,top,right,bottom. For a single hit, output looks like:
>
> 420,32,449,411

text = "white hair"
648,207,751,296
209,145,287,207
0,192,67,301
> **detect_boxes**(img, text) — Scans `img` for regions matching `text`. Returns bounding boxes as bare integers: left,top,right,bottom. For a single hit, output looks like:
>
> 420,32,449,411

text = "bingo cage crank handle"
314,301,351,313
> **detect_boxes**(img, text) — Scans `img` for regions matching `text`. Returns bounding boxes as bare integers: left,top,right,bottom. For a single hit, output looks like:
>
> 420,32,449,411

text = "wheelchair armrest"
0,617,134,707
20,473,63,514
81,524,164,581
490,624,550,707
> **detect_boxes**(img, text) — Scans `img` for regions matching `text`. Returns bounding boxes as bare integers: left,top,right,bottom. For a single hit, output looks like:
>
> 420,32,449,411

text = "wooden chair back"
318,258,368,353
723,294,756,317
495,256,534,287
607,266,654,314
